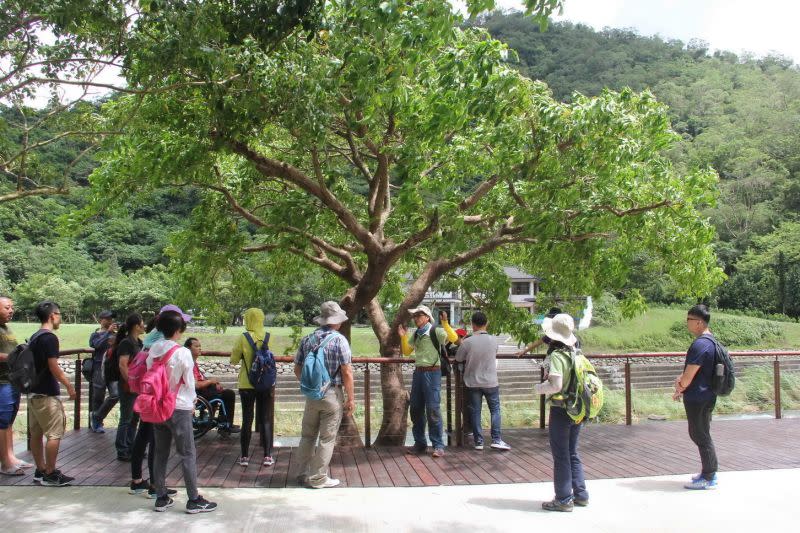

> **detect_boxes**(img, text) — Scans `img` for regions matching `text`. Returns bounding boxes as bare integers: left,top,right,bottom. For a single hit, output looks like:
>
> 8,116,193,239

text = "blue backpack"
299,333,341,400
244,332,276,392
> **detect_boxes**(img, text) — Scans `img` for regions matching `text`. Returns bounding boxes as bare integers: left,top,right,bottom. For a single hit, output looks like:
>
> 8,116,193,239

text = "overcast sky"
497,0,800,63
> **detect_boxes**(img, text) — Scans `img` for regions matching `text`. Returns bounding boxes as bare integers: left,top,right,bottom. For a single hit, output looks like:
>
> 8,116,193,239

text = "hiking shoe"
186,495,217,514
684,475,717,490
310,477,340,489
542,498,573,512
431,448,445,458
154,496,174,512
490,440,511,451
148,485,178,499
33,469,44,484
130,479,149,494
574,498,589,507
474,443,484,450
41,470,74,487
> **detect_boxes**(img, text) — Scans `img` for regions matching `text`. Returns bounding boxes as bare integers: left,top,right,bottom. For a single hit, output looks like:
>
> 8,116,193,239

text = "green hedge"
668,315,783,346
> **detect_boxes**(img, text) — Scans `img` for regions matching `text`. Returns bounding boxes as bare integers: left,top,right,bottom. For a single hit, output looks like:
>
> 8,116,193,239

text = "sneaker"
542,498,574,512
431,448,445,458
148,485,178,499
474,443,484,450
574,498,589,507
32,469,44,484
154,496,174,512
405,446,425,455
465,432,473,437
186,495,217,514
237,456,249,466
90,413,106,434
684,474,718,490
130,479,149,494
490,440,511,451
310,477,340,489
689,472,705,483
229,425,241,434
41,470,74,487
117,454,131,462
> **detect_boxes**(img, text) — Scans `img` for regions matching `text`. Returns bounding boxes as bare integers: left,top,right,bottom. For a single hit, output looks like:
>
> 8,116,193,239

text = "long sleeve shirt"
401,320,457,367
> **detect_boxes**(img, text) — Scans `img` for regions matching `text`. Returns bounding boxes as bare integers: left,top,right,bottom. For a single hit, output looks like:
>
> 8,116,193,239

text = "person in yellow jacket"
230,308,274,468
398,305,457,457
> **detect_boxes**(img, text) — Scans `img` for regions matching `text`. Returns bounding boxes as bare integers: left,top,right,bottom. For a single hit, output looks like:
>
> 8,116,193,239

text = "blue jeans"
468,386,502,445
410,369,444,450
116,389,137,457
548,406,588,503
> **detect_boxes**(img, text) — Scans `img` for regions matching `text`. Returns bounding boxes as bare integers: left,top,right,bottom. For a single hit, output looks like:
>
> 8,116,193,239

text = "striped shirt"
294,327,352,385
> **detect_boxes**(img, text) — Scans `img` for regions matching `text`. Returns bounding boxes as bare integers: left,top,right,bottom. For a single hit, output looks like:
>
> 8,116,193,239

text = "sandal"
237,456,249,466
15,461,34,469
0,466,25,476
262,456,274,467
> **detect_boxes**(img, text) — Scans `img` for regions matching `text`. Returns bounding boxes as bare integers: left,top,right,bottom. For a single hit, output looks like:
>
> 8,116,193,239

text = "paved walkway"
0,469,795,532
3,418,799,488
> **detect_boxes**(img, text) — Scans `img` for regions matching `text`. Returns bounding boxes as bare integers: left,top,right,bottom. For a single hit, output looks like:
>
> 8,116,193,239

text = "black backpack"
702,334,735,396
7,330,47,393
429,329,452,377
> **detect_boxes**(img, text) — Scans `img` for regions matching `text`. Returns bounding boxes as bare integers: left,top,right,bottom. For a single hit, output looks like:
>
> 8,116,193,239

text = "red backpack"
133,345,181,424
127,350,151,393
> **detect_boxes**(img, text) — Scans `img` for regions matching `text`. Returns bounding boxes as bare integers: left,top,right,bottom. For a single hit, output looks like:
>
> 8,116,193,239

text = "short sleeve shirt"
30,330,60,396
0,324,18,384
683,335,717,403
455,332,499,388
294,327,352,386
547,349,574,399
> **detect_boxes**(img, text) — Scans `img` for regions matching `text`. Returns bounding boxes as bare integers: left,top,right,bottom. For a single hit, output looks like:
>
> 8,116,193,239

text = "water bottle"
715,363,724,377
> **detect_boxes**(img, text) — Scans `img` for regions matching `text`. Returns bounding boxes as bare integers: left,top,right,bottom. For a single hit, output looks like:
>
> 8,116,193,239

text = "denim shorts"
0,383,21,429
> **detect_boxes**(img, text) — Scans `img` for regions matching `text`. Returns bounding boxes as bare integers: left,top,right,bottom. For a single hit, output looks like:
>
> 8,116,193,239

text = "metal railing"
49,348,800,449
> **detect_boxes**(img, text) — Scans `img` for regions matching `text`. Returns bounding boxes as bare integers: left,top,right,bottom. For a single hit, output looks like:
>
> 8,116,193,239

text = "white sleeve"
534,373,563,395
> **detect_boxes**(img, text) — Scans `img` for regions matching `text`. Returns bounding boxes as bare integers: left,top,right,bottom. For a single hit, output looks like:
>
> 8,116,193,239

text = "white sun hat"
541,313,577,347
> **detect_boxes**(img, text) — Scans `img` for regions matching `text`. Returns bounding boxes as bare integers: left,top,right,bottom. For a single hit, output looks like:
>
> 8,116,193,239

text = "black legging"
131,418,154,481
239,388,273,458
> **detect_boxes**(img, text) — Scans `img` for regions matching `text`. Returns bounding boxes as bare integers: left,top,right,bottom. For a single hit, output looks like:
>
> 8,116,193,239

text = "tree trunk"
334,298,363,447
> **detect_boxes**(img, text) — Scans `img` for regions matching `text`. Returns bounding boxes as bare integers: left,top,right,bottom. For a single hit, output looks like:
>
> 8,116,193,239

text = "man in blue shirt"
673,304,719,490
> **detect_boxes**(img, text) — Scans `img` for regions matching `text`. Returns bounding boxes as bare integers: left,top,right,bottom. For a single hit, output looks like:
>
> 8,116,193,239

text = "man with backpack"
673,304,722,490
145,310,217,513
88,310,118,433
398,305,458,458
28,301,75,486
293,301,354,489
455,311,511,451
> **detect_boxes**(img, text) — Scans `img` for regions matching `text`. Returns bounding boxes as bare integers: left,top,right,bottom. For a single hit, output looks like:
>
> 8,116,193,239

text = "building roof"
503,266,540,281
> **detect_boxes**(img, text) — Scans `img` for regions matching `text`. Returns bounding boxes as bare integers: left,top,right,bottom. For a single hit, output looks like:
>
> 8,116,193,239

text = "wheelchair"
192,395,234,439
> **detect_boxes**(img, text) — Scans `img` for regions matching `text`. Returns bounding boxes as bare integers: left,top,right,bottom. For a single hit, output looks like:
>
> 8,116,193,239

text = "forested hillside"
2,13,799,320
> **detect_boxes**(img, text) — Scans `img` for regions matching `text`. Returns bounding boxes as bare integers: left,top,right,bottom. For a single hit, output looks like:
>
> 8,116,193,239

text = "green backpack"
558,348,604,424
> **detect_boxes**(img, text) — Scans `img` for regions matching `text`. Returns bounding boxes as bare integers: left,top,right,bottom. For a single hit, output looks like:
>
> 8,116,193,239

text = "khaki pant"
29,396,66,440
295,387,343,486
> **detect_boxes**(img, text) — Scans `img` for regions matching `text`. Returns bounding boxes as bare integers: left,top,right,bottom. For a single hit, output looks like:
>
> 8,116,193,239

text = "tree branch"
459,175,501,211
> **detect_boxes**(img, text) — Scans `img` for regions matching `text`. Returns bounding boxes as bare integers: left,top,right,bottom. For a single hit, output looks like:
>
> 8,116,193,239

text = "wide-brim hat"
159,304,192,323
408,305,435,322
541,313,577,346
314,301,348,325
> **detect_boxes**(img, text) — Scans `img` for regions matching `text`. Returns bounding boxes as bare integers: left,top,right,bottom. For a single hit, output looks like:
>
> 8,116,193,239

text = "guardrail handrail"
50,348,799,449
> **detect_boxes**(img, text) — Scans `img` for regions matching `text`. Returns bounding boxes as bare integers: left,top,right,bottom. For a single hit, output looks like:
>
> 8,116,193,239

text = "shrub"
272,309,304,327
668,315,783,346
591,292,623,327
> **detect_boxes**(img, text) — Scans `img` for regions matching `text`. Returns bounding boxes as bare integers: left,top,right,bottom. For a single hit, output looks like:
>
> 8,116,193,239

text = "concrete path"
0,468,791,532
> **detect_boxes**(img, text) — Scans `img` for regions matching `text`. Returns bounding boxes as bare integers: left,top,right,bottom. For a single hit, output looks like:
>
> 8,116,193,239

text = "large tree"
89,0,723,444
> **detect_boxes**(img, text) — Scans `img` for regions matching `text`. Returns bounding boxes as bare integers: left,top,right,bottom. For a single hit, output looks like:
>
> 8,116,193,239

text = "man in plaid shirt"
293,301,354,489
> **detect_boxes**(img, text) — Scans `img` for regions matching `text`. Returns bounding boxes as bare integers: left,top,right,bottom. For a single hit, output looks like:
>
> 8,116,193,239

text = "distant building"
421,267,540,326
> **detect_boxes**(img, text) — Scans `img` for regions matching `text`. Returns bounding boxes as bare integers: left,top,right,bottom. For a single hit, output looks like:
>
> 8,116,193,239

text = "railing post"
364,364,371,448
446,368,452,447
87,369,93,429
74,359,81,430
454,363,463,447
26,400,31,450
624,359,632,426
774,358,782,420
539,366,546,429
270,384,276,446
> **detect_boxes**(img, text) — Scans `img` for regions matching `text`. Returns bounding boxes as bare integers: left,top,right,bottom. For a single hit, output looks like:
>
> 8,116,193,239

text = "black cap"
98,310,116,319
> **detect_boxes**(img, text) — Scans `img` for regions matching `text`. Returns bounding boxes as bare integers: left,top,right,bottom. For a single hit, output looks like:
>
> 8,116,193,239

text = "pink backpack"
127,350,151,394
133,345,181,424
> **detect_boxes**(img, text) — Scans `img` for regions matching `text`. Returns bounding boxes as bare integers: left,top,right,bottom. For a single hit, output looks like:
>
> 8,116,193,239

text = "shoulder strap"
157,344,181,366
429,327,443,354
243,332,260,352
263,332,270,349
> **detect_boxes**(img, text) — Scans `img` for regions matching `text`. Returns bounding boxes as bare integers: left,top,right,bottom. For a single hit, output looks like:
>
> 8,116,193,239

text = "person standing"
89,310,119,433
113,313,146,462
293,301,354,489
455,311,510,451
534,313,588,512
148,310,216,513
28,301,75,487
398,305,457,458
0,296,33,476
674,304,719,490
230,307,273,467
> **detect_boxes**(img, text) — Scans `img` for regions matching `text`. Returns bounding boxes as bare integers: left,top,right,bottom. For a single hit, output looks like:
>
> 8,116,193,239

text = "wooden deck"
3,418,799,488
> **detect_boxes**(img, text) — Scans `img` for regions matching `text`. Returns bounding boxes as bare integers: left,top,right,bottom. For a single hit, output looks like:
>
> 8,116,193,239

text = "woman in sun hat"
533,313,589,512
